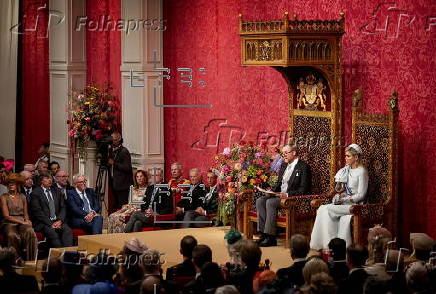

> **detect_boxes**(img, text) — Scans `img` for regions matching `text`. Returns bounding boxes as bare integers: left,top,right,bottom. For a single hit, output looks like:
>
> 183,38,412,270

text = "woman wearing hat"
0,173,37,260
310,144,369,250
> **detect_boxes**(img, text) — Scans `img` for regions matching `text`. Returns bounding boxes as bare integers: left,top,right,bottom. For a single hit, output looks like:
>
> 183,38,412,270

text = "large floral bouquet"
213,141,279,226
68,85,120,158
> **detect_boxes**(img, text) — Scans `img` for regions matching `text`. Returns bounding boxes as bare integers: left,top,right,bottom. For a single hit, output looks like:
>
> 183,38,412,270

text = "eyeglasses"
76,180,87,184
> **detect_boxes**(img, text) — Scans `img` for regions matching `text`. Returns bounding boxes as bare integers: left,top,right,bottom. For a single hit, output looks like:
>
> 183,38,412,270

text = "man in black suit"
66,174,103,235
338,244,369,294
30,172,73,248
124,168,172,232
179,168,207,228
53,170,72,200
276,234,309,287
182,170,218,228
166,235,198,281
108,131,133,211
183,245,213,294
20,170,35,202
256,145,311,246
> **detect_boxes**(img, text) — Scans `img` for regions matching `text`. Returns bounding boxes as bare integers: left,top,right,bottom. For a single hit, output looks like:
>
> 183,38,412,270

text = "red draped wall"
19,0,50,165
163,0,436,240
86,0,121,126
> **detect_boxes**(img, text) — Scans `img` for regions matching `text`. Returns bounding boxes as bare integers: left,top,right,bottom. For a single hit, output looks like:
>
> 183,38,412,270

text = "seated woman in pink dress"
107,170,148,233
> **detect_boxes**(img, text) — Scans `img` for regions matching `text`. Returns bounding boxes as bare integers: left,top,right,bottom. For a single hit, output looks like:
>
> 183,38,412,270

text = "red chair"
72,228,87,245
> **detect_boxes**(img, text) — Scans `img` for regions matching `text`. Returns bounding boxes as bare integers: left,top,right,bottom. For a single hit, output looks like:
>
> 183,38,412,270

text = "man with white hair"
66,174,103,234
181,169,218,228
23,163,36,178
20,170,35,201
53,170,72,199
179,168,207,228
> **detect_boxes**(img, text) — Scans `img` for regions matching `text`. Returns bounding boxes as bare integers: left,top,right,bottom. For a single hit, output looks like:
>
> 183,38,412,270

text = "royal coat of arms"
296,74,327,111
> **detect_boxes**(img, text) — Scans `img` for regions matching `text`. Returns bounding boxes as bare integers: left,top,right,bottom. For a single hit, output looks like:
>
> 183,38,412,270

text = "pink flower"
223,147,231,155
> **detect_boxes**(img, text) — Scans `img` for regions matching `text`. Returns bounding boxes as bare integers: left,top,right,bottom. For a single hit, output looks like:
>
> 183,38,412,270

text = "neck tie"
81,191,91,213
45,188,56,220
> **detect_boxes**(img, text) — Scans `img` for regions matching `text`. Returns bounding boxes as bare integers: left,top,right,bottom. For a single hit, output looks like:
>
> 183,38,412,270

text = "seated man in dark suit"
166,235,198,282
124,168,172,232
30,172,73,248
182,170,218,228
20,170,35,202
338,244,369,294
66,174,103,235
276,234,309,287
256,144,311,246
178,168,207,228
53,170,72,200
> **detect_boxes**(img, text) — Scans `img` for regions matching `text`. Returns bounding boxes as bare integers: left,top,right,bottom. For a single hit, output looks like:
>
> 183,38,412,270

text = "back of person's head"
215,285,240,294
367,225,392,264
302,257,329,285
363,276,390,294
0,247,17,272
42,257,62,284
347,244,368,268
201,262,225,290
253,270,277,293
302,272,337,294
142,249,162,274
328,238,346,260
240,240,262,269
385,249,405,273
181,235,198,258
84,253,117,283
405,261,432,292
192,245,212,269
140,276,165,294
290,234,309,259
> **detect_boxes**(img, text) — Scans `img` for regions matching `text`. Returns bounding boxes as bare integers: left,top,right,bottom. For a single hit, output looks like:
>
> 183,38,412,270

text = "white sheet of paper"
256,186,281,197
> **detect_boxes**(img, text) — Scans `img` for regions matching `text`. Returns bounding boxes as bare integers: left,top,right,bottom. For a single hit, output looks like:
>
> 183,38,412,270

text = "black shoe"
255,233,267,244
259,236,277,247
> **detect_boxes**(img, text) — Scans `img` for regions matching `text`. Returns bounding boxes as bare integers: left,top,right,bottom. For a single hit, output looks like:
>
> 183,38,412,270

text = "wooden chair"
312,90,399,245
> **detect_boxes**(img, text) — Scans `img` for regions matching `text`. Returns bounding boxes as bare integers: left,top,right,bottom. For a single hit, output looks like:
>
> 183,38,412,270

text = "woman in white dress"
310,144,369,250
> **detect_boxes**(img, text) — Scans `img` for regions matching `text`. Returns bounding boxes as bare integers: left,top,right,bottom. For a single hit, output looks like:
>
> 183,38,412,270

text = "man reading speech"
255,144,311,246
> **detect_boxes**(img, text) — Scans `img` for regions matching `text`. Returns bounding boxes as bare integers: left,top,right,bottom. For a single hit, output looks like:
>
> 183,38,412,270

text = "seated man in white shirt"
66,174,103,235
255,145,311,247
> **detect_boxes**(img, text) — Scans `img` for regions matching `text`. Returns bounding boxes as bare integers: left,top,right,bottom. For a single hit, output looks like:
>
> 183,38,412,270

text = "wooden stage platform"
77,227,294,271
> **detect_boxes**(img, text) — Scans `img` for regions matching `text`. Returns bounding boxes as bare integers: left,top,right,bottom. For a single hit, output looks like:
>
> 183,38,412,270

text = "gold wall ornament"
297,74,327,111
389,90,398,110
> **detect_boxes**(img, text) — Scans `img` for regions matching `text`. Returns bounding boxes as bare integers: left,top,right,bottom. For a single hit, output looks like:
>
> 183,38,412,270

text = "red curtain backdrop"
19,0,50,165
86,0,121,212
86,0,121,126
163,0,436,240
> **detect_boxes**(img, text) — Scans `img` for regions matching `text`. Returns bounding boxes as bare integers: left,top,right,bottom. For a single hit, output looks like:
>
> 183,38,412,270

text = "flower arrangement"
68,85,120,158
213,141,279,226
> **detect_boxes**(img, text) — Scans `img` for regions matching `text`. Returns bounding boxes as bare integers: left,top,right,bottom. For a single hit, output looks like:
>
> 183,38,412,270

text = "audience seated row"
0,223,435,294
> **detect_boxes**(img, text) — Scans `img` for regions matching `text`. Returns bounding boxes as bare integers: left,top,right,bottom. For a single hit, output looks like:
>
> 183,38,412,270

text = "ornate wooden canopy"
239,12,345,67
